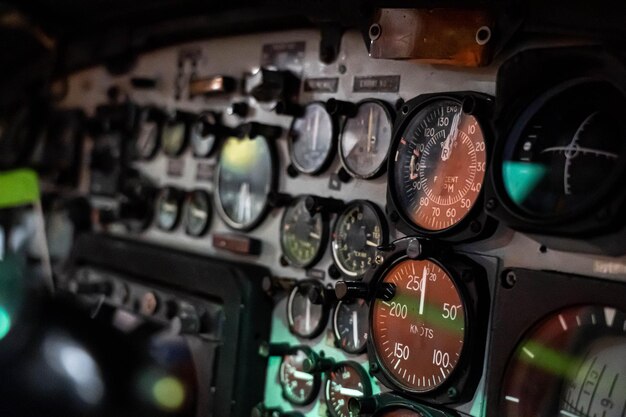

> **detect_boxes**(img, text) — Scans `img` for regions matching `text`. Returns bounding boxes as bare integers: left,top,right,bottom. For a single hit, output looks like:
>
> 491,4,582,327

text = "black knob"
275,101,305,117
328,264,342,280
130,77,158,89
375,283,396,301
306,284,335,305
286,164,299,178
335,281,369,300
326,99,358,117
259,342,296,357
237,122,283,140
349,396,378,415
173,303,202,335
305,195,344,216
337,167,352,183
228,101,250,118
302,353,334,373
246,68,300,104
268,192,294,208
90,147,117,173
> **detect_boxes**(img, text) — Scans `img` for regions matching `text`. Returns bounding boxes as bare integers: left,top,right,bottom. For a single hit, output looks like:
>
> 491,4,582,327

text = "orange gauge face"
391,99,487,231
370,258,466,392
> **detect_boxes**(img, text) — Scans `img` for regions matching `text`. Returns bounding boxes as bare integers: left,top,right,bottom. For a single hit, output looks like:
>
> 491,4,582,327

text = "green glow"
0,169,40,208
502,161,547,205
221,136,266,174
518,340,581,378
152,376,186,411
0,307,11,340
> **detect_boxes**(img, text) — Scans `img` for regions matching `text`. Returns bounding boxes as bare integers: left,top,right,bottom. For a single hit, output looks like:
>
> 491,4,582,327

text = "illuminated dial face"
156,187,183,231
333,299,369,354
215,136,274,230
391,99,487,231
280,349,320,405
184,190,211,237
135,110,160,160
289,102,335,174
371,258,466,392
331,201,386,279
281,197,326,268
162,121,188,157
501,305,626,417
325,362,372,417
287,281,328,339
340,101,393,179
191,113,218,158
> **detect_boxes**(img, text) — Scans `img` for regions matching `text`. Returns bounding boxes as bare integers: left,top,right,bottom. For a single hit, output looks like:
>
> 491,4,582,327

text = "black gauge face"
370,258,466,393
332,201,386,279
333,299,369,354
135,111,160,160
280,349,320,405
191,113,218,158
156,187,183,231
391,98,487,232
375,408,427,417
289,103,335,174
215,136,275,230
281,197,327,268
162,121,187,157
340,101,393,179
184,190,211,237
325,362,372,417
287,281,328,339
500,305,626,417
501,81,626,219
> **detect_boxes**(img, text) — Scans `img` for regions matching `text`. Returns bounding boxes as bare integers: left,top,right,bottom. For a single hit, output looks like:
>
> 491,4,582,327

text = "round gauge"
162,119,188,157
390,98,487,232
374,408,426,417
280,196,328,269
500,305,626,417
370,258,466,392
287,280,329,339
331,201,387,279
135,109,161,160
280,349,321,405
500,80,626,219
184,190,211,237
288,102,336,175
333,299,369,354
325,362,372,417
156,187,184,231
215,135,275,231
191,112,219,158
340,100,393,179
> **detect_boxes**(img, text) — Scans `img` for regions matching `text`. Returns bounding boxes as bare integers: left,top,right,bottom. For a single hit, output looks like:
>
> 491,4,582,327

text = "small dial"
135,108,161,160
280,349,321,405
331,201,387,279
289,102,335,175
333,299,369,354
390,98,487,232
287,280,329,339
184,190,211,237
162,118,188,157
370,258,466,393
156,187,184,231
325,362,372,417
340,100,393,179
281,196,328,269
191,112,219,158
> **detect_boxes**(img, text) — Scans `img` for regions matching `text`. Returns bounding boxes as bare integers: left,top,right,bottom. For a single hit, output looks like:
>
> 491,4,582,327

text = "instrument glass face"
333,299,369,354
370,258,466,392
287,282,327,338
191,113,218,157
156,188,181,231
340,101,393,178
501,82,626,218
184,190,211,236
135,111,160,159
391,99,487,231
280,350,319,405
500,305,626,417
325,362,371,417
332,201,385,278
289,103,334,174
281,197,325,268
216,136,274,230
162,121,187,157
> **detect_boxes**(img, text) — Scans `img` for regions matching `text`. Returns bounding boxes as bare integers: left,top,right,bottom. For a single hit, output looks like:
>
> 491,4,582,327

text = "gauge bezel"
324,361,372,417
332,299,369,354
363,238,489,404
288,101,338,176
213,134,278,232
155,186,185,231
191,111,221,158
184,189,212,237
386,92,496,243
280,195,330,269
279,348,322,406
161,111,192,157
286,279,330,339
338,99,395,180
134,106,164,161
331,200,389,280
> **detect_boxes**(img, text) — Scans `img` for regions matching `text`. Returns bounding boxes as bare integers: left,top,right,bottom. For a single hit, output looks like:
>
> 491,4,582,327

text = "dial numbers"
333,299,369,354
371,259,466,392
392,100,487,232
280,350,320,405
289,103,335,175
281,197,326,268
325,362,372,417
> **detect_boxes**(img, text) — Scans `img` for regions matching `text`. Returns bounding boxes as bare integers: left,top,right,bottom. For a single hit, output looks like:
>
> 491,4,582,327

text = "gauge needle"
292,369,314,381
191,207,207,218
441,111,461,161
366,107,374,153
163,202,177,213
419,266,427,315
305,297,311,333
237,182,252,222
336,387,364,397
312,108,320,151
309,231,321,239
352,310,359,347
366,240,378,247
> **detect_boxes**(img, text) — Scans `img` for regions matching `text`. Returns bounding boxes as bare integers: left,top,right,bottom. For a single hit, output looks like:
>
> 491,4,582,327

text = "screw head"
502,270,517,289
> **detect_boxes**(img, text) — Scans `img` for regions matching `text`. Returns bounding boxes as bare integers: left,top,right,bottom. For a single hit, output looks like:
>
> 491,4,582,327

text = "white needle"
337,387,364,397
309,232,321,239
419,266,427,315
191,207,207,218
366,107,374,153
441,111,461,161
366,240,378,247
305,297,311,333
292,369,314,381
352,310,359,348
312,108,320,151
